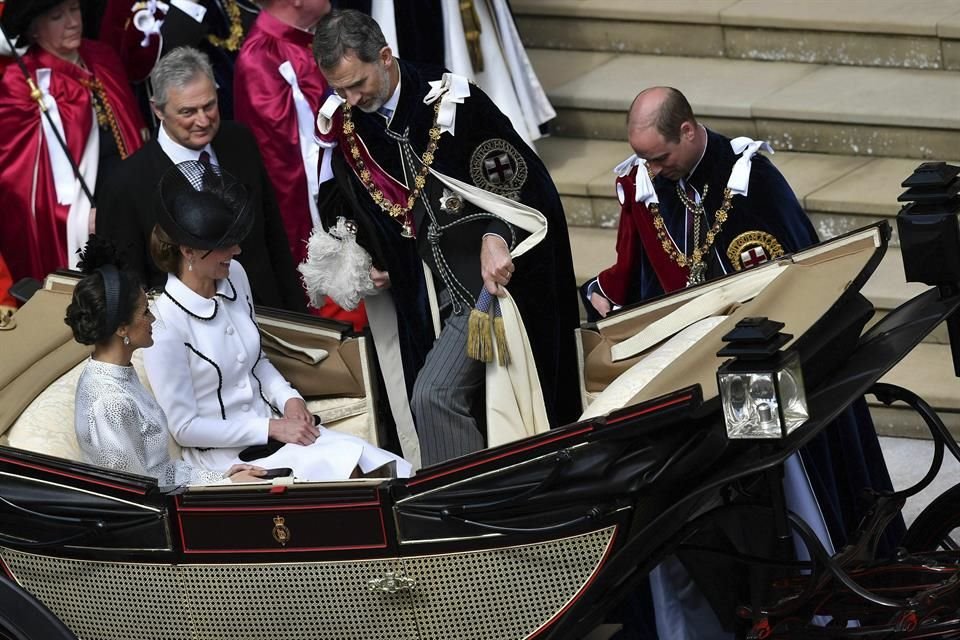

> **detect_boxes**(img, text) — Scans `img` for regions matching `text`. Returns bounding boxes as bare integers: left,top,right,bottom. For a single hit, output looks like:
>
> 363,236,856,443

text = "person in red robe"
0,252,15,315
233,0,366,330
0,0,146,286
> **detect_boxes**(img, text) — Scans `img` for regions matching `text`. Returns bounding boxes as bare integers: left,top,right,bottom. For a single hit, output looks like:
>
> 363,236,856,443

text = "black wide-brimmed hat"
157,160,253,252
1,0,78,42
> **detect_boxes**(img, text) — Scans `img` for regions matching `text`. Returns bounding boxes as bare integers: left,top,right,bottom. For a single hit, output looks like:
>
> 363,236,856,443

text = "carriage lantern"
716,317,809,439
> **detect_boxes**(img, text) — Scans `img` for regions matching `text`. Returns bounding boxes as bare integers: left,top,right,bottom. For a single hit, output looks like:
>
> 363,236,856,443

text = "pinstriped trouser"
411,311,485,467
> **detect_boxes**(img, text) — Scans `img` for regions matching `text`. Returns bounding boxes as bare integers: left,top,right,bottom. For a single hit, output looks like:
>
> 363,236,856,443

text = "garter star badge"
726,231,785,271
439,188,463,215
470,138,527,198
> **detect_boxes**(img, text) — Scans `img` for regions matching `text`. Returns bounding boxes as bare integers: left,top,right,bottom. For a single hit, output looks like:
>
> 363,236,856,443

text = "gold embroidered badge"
726,231,785,271
470,138,527,198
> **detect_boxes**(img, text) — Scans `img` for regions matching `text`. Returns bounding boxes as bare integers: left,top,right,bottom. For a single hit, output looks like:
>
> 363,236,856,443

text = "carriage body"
1,223,959,639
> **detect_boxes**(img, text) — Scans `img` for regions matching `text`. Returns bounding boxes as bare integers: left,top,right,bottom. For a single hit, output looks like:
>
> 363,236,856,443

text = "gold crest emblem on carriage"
272,515,291,546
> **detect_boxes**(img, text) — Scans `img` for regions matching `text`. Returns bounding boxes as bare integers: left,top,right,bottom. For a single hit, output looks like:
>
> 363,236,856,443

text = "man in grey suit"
97,46,305,312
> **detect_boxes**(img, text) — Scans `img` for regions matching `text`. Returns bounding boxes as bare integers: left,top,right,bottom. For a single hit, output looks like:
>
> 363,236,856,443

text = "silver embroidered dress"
74,359,224,485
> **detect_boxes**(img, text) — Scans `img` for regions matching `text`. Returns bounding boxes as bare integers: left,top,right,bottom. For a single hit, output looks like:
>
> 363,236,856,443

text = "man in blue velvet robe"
584,87,902,639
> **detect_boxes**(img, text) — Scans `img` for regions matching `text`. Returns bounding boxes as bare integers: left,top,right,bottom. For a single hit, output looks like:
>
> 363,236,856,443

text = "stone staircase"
513,0,960,436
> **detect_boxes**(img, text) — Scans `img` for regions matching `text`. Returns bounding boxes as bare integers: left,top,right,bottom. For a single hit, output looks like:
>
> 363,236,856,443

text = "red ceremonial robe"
0,40,145,284
234,11,366,330
0,252,15,309
596,164,688,305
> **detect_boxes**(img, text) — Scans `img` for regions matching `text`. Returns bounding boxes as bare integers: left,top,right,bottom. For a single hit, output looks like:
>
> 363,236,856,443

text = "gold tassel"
466,308,493,362
493,315,511,366
460,0,484,73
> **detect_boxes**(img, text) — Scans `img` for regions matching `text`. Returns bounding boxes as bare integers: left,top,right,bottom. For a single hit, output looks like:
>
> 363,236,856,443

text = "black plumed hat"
1,0,80,42
157,160,253,251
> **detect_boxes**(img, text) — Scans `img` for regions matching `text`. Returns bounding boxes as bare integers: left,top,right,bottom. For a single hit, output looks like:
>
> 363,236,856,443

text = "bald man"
584,86,816,318
585,87,902,638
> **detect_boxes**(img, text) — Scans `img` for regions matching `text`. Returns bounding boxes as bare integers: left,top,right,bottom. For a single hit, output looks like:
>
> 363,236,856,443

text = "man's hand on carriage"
590,292,612,318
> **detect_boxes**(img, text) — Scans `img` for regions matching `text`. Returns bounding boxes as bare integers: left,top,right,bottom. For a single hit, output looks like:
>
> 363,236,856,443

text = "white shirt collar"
380,73,402,122
157,124,218,166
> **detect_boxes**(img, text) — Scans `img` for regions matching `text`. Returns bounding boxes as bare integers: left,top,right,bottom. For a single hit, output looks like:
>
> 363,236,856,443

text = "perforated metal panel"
1,526,615,640
1,550,416,640
404,527,615,639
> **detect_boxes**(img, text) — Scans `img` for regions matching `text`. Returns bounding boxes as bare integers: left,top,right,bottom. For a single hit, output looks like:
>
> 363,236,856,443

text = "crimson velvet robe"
234,11,366,330
0,40,144,284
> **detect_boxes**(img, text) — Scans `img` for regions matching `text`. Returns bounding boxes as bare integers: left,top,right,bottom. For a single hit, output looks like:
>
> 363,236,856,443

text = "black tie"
198,150,217,190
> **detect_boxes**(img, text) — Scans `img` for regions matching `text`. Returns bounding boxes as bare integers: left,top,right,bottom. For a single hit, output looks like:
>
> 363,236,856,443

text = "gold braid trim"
80,76,129,160
459,1,484,72
207,0,245,52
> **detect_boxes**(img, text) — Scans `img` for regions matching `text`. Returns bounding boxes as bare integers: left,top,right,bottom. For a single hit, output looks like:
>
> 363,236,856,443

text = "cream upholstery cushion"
5,353,373,464
6,360,86,461
580,316,727,420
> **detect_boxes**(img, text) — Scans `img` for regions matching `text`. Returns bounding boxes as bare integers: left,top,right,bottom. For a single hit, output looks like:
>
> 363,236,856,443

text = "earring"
122,335,130,346
187,260,193,272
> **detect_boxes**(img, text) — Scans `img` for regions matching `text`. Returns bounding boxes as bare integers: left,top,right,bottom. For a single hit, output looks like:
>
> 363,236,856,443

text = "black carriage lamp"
897,161,960,375
716,317,809,439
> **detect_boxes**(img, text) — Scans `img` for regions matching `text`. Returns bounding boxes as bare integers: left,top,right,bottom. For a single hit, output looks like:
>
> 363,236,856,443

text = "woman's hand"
224,464,266,483
268,417,320,446
283,398,313,424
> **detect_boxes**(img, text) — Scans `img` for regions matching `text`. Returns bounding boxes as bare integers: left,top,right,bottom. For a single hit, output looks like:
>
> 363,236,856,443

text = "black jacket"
97,121,306,312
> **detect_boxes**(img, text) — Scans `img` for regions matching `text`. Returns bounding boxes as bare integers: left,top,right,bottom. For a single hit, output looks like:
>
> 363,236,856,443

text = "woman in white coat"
143,160,411,481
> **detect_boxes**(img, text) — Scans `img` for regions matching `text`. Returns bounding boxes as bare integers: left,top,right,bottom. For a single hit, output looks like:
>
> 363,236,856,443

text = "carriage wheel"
900,482,960,552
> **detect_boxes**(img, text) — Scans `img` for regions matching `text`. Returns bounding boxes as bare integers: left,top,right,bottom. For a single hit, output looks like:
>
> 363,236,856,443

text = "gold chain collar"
207,0,244,52
342,100,442,237
649,181,735,286
79,76,129,160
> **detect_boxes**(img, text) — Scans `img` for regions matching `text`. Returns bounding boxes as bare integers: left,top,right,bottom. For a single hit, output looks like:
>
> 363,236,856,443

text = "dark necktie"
198,150,217,190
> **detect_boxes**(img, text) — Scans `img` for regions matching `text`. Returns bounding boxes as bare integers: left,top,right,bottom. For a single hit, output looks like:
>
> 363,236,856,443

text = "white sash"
278,61,329,228
37,68,98,268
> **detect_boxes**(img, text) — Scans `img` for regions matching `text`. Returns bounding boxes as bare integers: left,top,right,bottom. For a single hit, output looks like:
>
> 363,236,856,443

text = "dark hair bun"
65,292,105,345
65,235,140,345
75,234,127,275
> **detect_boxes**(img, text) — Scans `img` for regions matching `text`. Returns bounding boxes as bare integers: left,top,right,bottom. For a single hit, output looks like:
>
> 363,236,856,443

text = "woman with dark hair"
65,235,266,484
143,161,411,481
0,0,146,287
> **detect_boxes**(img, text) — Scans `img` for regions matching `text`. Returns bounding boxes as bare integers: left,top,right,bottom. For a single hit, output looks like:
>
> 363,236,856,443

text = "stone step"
514,0,960,71
529,48,960,159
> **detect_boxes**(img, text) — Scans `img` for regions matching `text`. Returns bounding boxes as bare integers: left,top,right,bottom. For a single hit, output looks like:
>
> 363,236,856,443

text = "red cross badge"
726,231,785,272
470,138,528,197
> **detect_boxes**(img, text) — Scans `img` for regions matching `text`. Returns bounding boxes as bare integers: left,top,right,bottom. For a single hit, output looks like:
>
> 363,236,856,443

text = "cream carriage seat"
2,352,374,465
2,354,375,476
